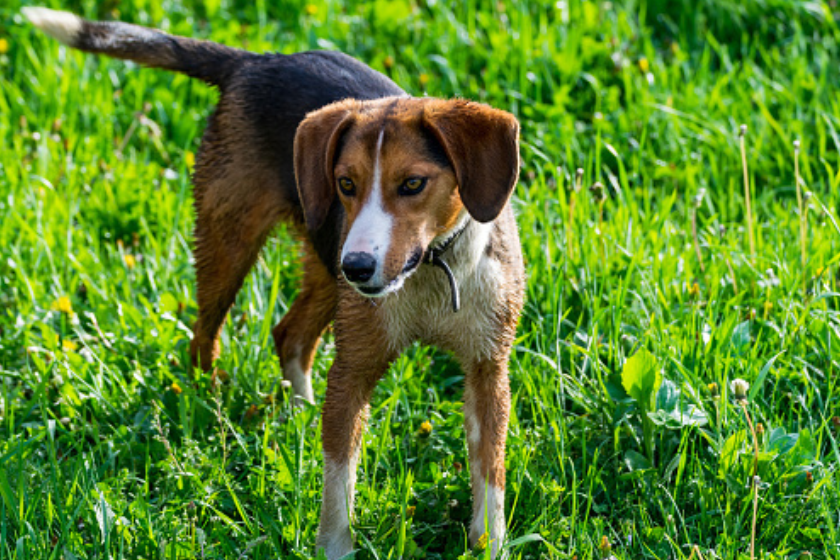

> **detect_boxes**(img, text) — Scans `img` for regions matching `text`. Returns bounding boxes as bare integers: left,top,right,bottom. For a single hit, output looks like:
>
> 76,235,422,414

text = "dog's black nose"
342,252,377,283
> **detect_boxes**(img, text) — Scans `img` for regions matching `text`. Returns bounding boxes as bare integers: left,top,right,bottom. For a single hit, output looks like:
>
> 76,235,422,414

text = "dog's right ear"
294,101,357,232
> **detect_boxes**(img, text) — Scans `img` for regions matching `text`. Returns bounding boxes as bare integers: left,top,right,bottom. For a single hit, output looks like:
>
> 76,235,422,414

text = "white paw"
316,528,353,560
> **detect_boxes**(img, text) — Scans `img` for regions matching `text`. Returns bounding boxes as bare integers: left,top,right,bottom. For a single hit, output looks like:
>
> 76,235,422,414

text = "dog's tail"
22,7,245,88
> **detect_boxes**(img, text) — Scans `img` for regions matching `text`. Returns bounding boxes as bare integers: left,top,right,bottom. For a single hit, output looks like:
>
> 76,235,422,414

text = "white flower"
731,378,749,402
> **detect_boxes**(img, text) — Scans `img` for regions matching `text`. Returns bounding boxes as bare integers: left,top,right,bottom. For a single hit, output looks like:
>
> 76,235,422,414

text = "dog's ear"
423,100,520,223
294,101,357,232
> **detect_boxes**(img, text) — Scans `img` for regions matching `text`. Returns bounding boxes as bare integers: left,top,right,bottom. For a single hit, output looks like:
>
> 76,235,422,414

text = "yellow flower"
419,73,429,88
599,535,611,551
305,4,318,15
418,420,432,437
687,282,700,297
170,381,183,395
0,39,8,55
124,254,136,269
707,382,719,398
638,57,649,73
62,339,78,351
405,505,416,517
184,151,195,169
383,56,394,69
54,296,73,315
475,531,488,551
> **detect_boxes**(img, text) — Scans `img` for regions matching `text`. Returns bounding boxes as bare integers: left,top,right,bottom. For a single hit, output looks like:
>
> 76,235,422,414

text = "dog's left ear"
294,100,358,233
423,100,520,223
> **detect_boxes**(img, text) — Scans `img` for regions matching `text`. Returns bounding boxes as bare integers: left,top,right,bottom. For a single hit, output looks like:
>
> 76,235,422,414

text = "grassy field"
2,0,840,558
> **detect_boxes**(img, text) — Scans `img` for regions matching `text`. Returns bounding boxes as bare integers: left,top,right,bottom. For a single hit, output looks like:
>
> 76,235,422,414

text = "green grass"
2,0,840,558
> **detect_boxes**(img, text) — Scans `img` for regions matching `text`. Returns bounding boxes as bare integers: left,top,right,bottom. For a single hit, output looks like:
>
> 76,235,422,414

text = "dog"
24,7,525,558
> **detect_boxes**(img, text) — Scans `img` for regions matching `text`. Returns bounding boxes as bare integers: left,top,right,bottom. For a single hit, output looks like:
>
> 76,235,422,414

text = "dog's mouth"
349,277,404,299
358,286,386,296
347,247,425,299
401,247,424,274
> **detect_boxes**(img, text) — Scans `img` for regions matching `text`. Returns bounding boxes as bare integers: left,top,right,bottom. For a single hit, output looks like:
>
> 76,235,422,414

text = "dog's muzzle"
341,247,425,298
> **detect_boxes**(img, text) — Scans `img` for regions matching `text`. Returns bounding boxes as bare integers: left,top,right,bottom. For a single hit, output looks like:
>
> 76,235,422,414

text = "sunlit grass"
1,0,839,558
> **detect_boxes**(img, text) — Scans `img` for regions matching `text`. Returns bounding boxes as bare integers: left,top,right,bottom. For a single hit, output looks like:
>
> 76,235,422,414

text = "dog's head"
294,97,519,297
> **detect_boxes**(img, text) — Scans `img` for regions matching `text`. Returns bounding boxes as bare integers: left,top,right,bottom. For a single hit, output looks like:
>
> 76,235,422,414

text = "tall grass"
1,0,839,558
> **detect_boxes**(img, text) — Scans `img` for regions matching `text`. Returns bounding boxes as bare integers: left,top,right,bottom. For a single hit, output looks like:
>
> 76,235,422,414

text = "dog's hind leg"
189,144,288,373
272,242,337,403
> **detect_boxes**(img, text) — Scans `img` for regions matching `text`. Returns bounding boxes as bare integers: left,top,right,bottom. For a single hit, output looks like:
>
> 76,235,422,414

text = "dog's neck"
422,212,477,312
433,210,491,264
379,211,503,358
428,210,471,255
445,215,493,274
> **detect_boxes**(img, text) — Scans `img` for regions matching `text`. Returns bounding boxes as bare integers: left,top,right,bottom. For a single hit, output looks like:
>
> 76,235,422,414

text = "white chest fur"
378,219,505,362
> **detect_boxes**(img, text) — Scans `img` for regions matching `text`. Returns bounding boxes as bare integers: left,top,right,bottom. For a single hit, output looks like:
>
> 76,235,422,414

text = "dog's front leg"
316,306,395,558
463,358,511,558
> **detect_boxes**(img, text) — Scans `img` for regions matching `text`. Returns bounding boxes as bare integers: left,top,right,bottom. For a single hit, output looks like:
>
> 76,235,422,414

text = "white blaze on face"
341,130,393,286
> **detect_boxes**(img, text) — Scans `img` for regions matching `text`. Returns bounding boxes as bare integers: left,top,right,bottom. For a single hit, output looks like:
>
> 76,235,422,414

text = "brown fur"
465,359,511,488
188,91,301,372
321,288,396,462
423,99,521,223
294,98,361,232
332,106,464,284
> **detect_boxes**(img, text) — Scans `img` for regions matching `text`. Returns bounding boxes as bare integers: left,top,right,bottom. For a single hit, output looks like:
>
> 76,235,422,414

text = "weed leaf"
621,349,661,410
720,430,747,477
624,449,653,472
749,351,783,401
730,321,751,355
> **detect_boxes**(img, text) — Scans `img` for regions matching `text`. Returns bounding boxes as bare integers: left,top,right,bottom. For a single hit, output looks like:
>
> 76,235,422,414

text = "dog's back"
24,7,407,373
24,7,406,271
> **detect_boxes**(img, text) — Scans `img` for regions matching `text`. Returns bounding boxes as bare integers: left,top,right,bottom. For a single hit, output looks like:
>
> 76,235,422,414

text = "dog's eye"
398,177,427,196
337,177,356,196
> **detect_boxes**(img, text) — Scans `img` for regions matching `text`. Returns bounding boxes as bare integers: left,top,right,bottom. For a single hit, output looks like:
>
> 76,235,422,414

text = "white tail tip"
22,7,82,46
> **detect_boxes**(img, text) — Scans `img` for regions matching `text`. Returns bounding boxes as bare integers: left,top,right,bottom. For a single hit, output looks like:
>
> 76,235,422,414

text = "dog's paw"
315,530,354,560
